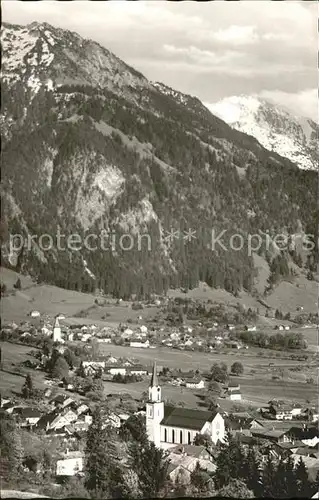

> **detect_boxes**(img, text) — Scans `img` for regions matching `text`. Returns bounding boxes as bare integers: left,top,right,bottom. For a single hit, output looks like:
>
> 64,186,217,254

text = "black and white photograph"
0,0,318,498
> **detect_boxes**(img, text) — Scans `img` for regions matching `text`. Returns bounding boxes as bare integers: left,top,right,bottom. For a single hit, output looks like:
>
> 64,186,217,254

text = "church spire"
150,361,158,387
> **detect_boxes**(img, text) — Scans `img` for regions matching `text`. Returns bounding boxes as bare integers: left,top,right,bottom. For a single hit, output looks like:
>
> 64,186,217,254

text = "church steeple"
150,361,158,387
146,362,164,447
148,362,161,402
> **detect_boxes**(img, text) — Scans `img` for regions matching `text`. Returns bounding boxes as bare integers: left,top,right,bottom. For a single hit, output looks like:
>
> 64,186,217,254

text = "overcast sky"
2,0,317,119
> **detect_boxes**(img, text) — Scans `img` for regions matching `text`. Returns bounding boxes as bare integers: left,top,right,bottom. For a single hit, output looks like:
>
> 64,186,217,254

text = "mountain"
205,96,318,171
1,22,318,298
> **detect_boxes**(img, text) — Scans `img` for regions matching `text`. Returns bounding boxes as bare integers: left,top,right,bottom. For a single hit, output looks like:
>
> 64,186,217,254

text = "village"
1,298,319,498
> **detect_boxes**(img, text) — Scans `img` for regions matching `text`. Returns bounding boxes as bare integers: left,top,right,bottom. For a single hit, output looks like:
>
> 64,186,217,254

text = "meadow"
99,344,318,408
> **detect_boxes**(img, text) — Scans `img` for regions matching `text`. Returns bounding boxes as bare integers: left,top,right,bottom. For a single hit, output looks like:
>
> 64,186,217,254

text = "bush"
231,362,244,376
85,390,103,401
132,302,143,310
14,278,22,290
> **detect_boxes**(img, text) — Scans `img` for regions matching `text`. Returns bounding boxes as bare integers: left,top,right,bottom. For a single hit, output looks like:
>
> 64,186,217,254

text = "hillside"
1,22,318,299
206,95,319,171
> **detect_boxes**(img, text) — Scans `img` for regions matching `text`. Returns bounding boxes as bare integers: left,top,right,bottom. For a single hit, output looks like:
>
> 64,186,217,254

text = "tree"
128,439,170,497
21,374,34,399
243,446,261,495
119,414,147,444
207,379,221,396
91,338,100,360
190,461,214,494
85,407,118,497
214,432,245,489
193,432,212,448
273,458,287,497
295,456,311,497
231,361,244,376
210,363,228,383
0,412,23,477
51,356,69,380
58,477,90,498
64,349,79,370
262,454,276,497
218,478,254,498
283,454,298,497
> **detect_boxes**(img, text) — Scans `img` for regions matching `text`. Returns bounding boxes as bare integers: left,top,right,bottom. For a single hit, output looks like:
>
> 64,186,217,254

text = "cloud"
2,0,317,118
214,25,257,45
258,89,318,121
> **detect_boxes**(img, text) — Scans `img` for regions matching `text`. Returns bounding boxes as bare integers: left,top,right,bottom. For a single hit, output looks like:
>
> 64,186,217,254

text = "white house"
123,328,134,337
53,317,62,342
30,310,40,318
290,406,302,417
82,361,105,376
229,390,242,401
81,334,92,342
227,384,242,401
146,364,225,449
41,326,51,336
302,407,319,422
56,451,84,476
246,325,257,332
184,339,194,347
0,398,11,407
185,379,205,390
129,366,149,376
108,366,127,376
130,340,150,348
16,408,42,427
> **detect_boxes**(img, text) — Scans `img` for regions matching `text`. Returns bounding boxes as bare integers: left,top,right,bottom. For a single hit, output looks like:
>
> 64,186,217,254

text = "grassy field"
99,344,312,370
1,267,159,326
1,266,317,408
102,374,318,411
167,272,318,316
0,338,316,409
99,344,318,407
0,342,48,396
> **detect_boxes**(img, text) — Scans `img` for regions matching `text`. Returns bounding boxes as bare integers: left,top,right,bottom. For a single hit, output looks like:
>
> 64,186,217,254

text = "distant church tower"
53,317,62,342
146,362,164,447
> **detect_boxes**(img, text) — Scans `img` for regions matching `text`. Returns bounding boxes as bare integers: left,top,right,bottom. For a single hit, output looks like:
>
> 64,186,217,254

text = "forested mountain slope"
1,22,318,298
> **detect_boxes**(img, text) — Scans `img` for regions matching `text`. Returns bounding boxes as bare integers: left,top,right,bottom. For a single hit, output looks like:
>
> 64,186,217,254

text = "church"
146,363,225,449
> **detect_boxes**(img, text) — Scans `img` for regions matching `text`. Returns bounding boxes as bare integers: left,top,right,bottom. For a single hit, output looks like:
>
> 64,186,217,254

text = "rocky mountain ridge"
206,95,318,171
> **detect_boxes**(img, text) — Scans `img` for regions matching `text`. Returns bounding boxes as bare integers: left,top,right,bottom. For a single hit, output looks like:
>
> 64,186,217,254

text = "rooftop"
15,407,42,418
161,405,218,431
170,445,211,458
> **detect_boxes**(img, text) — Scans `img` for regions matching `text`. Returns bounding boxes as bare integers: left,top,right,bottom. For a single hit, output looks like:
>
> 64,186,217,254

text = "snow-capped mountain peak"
1,21,150,98
205,95,318,171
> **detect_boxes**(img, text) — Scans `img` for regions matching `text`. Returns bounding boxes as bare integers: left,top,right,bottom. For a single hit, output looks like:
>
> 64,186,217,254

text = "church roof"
161,405,218,431
150,362,158,387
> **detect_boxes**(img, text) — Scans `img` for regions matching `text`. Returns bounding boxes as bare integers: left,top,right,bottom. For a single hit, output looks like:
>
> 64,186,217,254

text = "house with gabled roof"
14,407,42,427
49,395,75,410
170,444,214,462
167,452,215,485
